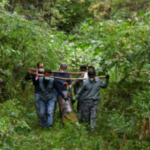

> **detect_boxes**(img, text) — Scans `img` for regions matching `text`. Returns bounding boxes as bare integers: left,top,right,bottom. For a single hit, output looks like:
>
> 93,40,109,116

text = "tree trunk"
57,91,78,125
42,0,46,21
8,0,17,13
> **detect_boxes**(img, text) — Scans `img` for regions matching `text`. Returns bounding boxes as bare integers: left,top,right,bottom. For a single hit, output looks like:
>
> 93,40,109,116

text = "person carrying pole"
53,63,72,112
53,63,72,97
53,63,78,124
73,70,110,131
73,65,97,122
38,69,67,128
74,65,87,112
25,62,44,123
81,65,95,79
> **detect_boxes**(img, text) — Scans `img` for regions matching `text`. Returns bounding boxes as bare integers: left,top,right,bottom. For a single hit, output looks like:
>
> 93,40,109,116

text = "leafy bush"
0,9,59,101
1,1,150,150
0,99,30,147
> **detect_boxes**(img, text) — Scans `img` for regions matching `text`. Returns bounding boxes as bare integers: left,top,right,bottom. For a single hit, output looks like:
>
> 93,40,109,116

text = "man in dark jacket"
25,63,44,122
53,63,72,101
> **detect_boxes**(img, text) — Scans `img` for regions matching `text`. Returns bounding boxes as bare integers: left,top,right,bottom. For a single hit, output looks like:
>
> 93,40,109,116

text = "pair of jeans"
39,97,55,128
34,93,40,120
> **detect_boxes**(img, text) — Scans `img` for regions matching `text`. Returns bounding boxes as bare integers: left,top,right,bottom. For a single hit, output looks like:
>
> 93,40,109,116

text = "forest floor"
1,90,149,150
1,95,106,150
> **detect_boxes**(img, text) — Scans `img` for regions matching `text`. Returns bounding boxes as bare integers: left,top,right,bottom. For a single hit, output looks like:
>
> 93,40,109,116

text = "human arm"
53,72,67,86
74,84,85,100
54,79,64,85
53,71,72,92
73,74,84,94
53,80,66,99
98,75,109,88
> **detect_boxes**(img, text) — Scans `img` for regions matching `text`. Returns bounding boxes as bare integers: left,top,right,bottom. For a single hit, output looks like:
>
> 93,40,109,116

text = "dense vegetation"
0,0,150,149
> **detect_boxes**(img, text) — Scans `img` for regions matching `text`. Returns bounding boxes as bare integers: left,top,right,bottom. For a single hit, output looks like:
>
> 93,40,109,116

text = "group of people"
25,63,109,131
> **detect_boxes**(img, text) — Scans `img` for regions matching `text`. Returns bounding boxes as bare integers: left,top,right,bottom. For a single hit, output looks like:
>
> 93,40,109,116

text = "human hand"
106,75,110,79
29,68,35,72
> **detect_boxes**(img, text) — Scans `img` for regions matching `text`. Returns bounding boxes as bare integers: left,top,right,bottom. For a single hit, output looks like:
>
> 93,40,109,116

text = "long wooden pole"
52,71,85,75
30,68,86,75
36,74,106,80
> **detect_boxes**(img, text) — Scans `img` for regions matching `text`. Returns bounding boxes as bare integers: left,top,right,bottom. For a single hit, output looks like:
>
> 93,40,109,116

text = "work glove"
63,82,68,86
64,97,69,102
29,68,35,72
106,75,110,79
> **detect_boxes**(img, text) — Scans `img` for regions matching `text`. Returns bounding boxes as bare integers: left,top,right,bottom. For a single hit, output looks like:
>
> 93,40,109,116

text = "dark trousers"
77,93,84,122
81,99,99,130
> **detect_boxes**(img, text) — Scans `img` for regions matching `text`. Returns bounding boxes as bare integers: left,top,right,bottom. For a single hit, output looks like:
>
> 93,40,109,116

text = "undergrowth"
1,85,150,150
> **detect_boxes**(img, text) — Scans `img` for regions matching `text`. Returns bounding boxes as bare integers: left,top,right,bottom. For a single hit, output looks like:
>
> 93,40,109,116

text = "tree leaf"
139,12,145,16
68,35,74,40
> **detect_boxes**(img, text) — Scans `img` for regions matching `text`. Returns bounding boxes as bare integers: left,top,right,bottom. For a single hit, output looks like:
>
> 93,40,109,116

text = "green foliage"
10,0,92,32
0,9,59,101
1,1,150,150
0,98,105,150
55,0,91,32
1,92,150,149
0,99,30,146
72,14,150,87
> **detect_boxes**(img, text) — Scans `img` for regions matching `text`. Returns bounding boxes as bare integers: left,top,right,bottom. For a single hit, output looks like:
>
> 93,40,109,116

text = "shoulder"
83,79,90,85
54,69,59,73
95,77,101,82
53,70,60,75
